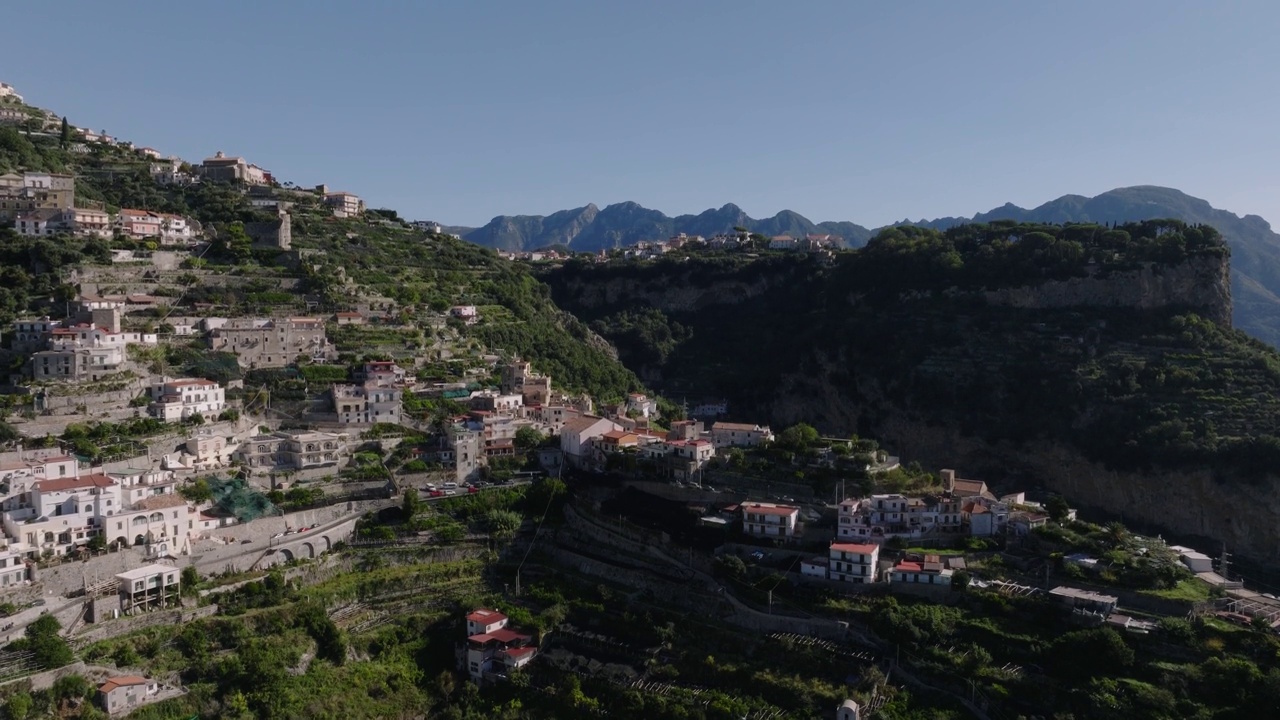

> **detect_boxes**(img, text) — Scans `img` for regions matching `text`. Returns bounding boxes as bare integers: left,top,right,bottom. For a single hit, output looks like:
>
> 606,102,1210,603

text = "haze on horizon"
4,1,1278,230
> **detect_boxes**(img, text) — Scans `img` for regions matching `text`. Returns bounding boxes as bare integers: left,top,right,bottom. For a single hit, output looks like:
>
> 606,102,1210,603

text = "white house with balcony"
2,473,120,557
117,563,181,614
828,541,880,584
163,431,235,471
740,502,801,540
148,378,225,422
233,430,349,473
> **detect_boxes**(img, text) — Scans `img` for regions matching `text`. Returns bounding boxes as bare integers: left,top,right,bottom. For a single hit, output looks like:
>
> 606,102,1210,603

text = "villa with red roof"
463,608,537,685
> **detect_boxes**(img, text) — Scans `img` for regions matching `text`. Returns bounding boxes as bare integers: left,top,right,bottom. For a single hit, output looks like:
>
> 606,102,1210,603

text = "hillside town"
4,76,1280,720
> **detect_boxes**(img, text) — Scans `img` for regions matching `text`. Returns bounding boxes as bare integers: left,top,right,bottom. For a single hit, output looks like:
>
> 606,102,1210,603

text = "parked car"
468,486,479,494
429,490,444,498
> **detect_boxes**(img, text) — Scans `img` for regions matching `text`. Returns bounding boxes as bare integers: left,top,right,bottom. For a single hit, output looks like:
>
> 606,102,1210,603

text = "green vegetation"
545,220,1280,482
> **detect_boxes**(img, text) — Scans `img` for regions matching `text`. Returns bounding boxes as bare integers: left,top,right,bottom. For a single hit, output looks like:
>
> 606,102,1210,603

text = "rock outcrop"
984,254,1232,327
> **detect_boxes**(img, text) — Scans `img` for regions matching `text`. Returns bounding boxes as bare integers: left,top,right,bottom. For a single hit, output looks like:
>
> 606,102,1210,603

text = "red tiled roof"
35,474,115,492
502,646,537,659
894,561,923,572
466,608,507,624
99,676,148,693
831,542,878,554
469,628,530,645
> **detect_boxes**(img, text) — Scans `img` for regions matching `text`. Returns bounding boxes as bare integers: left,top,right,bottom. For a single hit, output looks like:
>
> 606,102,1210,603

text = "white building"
233,430,349,473
829,541,880,584
2,473,119,557
332,382,403,426
741,502,801,540
710,421,773,449
0,547,28,588
464,608,536,685
14,208,68,236
624,392,658,418
889,555,953,586
559,416,622,468
116,563,181,614
323,191,364,218
0,82,21,102
148,378,225,422
163,431,234,472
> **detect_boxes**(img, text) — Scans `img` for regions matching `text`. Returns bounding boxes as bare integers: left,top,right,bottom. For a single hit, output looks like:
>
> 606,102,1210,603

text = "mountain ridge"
459,186,1280,347
459,202,874,252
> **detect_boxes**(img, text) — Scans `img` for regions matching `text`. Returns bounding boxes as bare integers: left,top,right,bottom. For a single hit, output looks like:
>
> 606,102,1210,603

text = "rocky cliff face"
544,240,1280,560
984,254,1233,326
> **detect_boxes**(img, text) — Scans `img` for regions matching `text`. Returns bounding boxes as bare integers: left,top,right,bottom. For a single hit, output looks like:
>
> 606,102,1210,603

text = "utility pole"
767,589,772,615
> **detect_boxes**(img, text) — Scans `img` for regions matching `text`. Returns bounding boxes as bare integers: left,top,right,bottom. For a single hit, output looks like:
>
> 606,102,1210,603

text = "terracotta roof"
501,645,537,659
98,676,149,693
894,561,923,572
35,474,115,492
561,415,608,436
952,479,988,495
831,542,878,554
469,628,530,645
466,608,506,624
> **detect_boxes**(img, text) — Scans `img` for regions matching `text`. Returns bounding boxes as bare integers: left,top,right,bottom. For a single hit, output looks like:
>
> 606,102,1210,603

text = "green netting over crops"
207,476,276,522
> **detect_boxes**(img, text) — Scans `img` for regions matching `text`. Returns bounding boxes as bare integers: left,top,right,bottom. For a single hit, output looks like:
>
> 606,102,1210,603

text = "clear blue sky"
5,1,1278,229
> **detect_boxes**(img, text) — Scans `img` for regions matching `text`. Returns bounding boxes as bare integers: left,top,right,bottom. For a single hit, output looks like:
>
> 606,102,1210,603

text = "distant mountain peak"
461,201,872,253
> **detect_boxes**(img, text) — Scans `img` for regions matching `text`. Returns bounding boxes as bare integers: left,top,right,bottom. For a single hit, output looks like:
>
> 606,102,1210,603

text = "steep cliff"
543,220,1280,562
984,254,1233,326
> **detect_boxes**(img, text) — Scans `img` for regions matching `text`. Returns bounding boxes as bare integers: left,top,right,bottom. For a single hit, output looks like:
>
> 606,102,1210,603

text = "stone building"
209,317,327,368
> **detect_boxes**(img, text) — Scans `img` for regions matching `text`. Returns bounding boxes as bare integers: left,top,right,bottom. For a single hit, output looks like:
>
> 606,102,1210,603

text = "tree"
181,565,200,594
526,476,568,517
180,477,213,503
1046,495,1071,523
402,488,421,519
778,423,819,451
514,426,544,453
486,509,522,539
951,570,971,590
4,692,32,720
59,117,70,146
23,615,73,668
714,554,746,580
